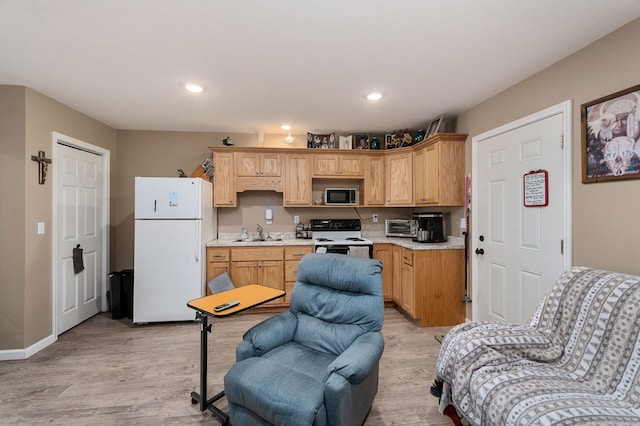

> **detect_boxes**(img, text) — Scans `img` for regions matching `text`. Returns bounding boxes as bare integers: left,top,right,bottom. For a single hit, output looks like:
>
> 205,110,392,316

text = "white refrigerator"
133,177,215,323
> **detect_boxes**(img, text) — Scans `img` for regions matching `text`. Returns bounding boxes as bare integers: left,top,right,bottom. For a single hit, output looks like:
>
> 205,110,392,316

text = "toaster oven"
385,219,413,238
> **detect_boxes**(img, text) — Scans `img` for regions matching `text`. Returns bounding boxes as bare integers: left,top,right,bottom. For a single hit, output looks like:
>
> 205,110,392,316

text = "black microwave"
323,188,357,205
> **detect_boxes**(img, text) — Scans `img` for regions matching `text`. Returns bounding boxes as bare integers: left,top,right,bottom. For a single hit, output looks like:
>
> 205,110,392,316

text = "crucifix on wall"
31,150,52,184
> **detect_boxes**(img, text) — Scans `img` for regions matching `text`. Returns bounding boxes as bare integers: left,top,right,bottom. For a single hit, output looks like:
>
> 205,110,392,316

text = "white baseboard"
0,334,56,361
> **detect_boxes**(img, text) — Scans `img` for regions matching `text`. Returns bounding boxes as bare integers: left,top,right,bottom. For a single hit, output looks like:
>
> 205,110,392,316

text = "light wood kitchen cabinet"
284,246,314,304
373,244,393,300
414,135,466,206
212,152,236,207
385,151,413,206
206,248,230,295
399,248,416,316
209,133,466,208
394,247,466,327
284,154,312,206
234,151,284,192
392,245,402,304
235,152,282,177
363,155,385,206
313,154,364,178
230,248,285,306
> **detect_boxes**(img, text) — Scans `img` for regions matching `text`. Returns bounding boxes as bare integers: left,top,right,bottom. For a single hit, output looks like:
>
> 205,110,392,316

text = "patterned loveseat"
434,267,640,425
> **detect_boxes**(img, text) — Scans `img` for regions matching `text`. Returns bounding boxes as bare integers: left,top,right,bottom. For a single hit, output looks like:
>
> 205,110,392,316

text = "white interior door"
472,102,572,324
56,143,103,333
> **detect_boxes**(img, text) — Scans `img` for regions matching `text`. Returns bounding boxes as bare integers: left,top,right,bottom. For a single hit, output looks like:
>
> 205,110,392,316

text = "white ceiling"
2,0,640,135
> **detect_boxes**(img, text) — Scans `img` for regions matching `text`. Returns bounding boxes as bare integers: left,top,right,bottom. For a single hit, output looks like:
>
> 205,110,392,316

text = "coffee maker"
412,212,447,243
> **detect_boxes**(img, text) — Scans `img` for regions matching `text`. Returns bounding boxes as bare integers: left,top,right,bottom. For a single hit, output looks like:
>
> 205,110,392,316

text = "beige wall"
0,86,117,351
457,18,640,277
0,86,27,349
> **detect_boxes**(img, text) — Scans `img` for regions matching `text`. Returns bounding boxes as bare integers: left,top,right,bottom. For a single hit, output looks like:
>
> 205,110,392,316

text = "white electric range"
310,219,373,258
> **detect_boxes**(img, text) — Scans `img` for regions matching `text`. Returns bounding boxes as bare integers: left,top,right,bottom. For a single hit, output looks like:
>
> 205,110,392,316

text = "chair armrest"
238,311,297,359
328,332,384,385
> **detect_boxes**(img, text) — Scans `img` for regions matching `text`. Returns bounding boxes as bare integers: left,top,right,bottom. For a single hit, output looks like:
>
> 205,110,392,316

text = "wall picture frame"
581,83,640,183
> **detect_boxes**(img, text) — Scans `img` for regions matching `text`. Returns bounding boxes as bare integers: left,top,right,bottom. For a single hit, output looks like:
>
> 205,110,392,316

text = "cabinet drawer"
231,248,284,261
208,248,229,262
285,246,313,261
401,248,413,266
285,261,301,281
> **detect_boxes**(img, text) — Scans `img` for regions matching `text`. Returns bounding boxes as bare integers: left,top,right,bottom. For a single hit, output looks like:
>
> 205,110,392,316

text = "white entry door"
56,142,103,333
472,103,571,324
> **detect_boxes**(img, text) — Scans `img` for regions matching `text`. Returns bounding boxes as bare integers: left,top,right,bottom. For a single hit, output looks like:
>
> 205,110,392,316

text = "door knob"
475,248,485,255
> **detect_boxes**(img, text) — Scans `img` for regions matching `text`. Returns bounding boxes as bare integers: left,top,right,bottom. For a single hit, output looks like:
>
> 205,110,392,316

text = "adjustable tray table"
187,284,286,425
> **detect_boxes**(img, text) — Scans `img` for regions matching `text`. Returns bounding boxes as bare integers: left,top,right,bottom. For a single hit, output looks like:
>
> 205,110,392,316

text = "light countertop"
206,234,464,250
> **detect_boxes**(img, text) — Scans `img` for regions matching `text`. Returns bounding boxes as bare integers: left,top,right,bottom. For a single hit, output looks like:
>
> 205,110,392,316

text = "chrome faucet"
256,224,265,241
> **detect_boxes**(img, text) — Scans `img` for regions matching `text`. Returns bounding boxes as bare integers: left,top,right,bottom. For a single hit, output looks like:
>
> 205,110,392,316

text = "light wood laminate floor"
0,307,453,425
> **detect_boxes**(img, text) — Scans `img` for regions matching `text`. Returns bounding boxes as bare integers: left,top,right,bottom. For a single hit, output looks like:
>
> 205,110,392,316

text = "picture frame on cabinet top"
353,134,370,149
339,135,353,149
426,116,444,137
307,132,336,149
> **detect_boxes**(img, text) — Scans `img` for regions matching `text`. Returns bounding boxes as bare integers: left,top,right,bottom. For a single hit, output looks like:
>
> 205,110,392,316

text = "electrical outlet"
294,215,300,224
372,214,378,223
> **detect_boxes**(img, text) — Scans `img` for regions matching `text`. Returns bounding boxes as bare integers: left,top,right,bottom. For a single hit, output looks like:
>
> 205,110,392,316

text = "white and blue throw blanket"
435,266,640,425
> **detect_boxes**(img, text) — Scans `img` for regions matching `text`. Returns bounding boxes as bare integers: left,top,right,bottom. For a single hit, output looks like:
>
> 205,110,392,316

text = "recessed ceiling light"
184,82,204,93
280,124,292,130
366,92,383,101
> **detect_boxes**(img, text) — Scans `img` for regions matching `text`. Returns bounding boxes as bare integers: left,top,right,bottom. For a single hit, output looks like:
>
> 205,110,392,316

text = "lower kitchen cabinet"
391,245,402,304
230,248,285,306
399,248,416,317
399,248,466,327
206,248,230,295
208,244,465,326
373,243,393,301
284,246,314,304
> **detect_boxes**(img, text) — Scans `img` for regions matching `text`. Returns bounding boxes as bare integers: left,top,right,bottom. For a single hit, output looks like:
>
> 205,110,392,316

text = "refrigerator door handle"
195,221,201,262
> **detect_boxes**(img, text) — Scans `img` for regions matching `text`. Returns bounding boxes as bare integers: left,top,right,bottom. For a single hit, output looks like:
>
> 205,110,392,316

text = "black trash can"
109,271,124,319
121,269,134,319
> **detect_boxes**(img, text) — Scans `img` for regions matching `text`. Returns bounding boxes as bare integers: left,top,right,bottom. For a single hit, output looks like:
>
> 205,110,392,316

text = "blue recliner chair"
223,253,385,426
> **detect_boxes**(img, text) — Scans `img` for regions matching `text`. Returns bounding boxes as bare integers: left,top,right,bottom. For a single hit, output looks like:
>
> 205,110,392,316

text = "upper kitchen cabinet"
235,152,282,177
363,155,385,206
234,151,284,192
385,151,413,206
212,152,236,207
312,153,364,178
209,133,466,208
414,134,466,206
284,153,312,206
